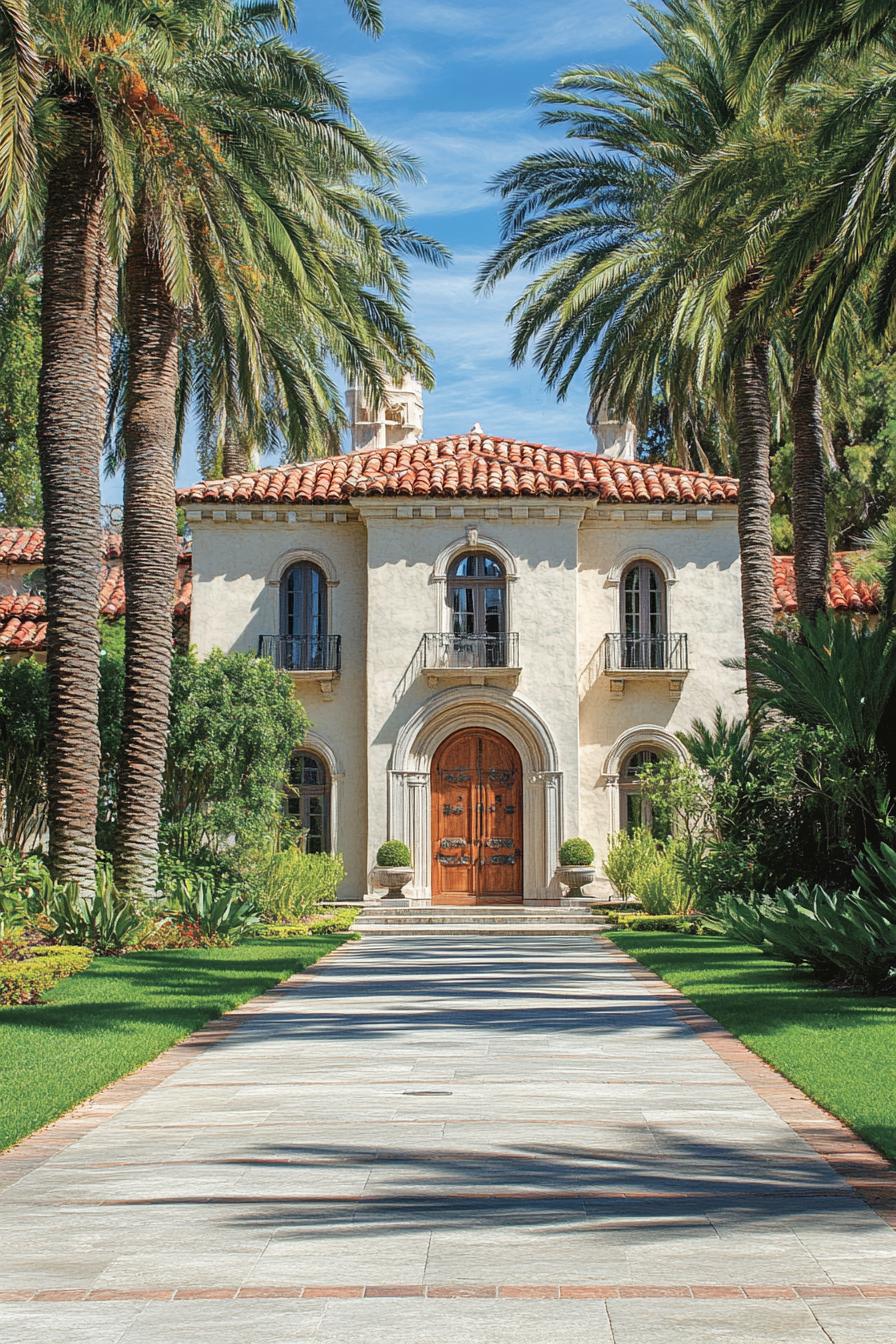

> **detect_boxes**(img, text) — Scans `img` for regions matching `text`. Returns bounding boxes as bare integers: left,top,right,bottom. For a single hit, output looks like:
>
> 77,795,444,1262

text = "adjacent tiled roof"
0,555,192,653
772,553,880,616
177,433,740,506
0,528,125,564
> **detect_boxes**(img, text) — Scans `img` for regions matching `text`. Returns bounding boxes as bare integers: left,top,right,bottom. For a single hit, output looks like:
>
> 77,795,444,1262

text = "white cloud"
387,0,648,61
335,46,432,101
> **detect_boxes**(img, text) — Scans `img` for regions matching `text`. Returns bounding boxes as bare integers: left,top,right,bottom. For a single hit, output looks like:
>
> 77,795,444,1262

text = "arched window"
447,552,506,666
621,561,667,668
280,561,327,670
286,750,331,853
620,748,668,836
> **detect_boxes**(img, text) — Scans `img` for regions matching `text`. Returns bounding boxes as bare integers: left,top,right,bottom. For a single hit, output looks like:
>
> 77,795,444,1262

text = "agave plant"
46,864,142,954
167,874,260,946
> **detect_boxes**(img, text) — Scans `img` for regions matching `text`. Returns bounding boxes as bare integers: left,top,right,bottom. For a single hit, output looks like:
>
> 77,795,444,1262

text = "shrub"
308,907,359,934
263,907,360,937
634,840,693,915
46,867,142,954
559,837,594,866
603,828,660,899
256,850,346,923
0,658,48,850
161,650,309,864
0,946,93,1005
166,874,261,945
615,913,699,933
376,840,411,867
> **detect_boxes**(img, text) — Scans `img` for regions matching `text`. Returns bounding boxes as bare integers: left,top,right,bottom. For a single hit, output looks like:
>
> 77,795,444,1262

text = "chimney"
346,374,424,453
590,398,637,460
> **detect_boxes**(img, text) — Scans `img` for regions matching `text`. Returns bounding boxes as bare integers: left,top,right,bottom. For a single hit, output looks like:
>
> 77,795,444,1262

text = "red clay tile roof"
0,593,47,652
177,433,740,506
0,556,192,653
0,527,127,564
772,553,880,616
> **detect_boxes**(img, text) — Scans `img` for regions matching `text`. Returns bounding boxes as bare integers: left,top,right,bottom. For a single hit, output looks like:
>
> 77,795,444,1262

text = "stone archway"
388,687,561,903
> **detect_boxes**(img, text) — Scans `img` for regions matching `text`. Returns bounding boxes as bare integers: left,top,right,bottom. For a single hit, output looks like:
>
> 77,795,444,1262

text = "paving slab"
1,934,896,1341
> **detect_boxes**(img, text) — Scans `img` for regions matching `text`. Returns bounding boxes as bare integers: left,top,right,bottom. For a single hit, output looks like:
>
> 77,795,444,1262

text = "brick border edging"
0,937,364,1193
598,934,896,1228
2,1283,895,1304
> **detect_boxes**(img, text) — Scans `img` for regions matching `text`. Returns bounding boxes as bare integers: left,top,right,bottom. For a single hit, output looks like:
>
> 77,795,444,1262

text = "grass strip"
609,931,896,1164
0,936,344,1151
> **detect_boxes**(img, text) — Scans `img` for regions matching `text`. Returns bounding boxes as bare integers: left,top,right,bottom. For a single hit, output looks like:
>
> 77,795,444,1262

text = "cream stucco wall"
188,516,369,898
185,496,746,900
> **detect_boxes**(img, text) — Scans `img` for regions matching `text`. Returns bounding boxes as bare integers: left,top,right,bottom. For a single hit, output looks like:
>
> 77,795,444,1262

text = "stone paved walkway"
2,935,896,1342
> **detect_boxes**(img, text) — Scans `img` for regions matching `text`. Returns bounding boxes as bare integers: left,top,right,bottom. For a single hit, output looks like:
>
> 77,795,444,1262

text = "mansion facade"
177,389,745,903
1,387,878,902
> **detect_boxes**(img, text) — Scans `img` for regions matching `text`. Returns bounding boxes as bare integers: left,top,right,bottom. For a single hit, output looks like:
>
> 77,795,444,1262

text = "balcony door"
431,729,522,905
447,552,506,667
622,561,666,668
280,561,327,670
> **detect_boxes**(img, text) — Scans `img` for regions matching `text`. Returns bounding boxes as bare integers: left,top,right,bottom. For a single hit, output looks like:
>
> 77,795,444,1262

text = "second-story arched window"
280,561,327,670
448,552,506,665
621,560,667,668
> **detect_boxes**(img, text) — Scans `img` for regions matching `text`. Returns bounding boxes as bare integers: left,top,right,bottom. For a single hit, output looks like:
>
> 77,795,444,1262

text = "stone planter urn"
557,864,596,894
374,866,415,900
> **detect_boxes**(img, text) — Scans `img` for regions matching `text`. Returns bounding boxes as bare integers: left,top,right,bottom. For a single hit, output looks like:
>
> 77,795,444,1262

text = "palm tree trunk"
114,210,179,898
790,360,829,620
37,104,111,894
222,425,247,477
729,281,775,715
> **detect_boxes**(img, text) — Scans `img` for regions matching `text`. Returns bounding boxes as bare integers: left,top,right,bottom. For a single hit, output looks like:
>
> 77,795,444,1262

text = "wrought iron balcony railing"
601,632,688,673
258,634,342,673
423,632,519,670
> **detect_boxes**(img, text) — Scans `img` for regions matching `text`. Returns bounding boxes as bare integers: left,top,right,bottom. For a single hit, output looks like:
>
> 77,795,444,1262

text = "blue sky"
107,1,656,502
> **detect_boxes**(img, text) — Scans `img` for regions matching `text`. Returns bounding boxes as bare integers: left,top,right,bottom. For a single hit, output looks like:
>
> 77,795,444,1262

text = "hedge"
612,913,700,933
0,946,94,1006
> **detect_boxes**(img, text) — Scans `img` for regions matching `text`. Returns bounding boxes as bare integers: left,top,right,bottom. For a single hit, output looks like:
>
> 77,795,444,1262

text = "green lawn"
609,931,896,1164
0,937,345,1152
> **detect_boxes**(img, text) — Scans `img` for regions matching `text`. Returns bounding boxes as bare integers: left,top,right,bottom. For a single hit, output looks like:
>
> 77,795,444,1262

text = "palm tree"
110,3,441,897
0,2,189,892
480,0,778,707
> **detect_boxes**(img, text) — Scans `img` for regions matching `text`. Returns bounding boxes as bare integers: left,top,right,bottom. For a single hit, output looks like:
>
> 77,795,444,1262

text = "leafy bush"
166,874,261,945
0,658,48,850
635,840,693,915
256,849,346,923
603,828,661,900
161,650,308,863
559,837,594,866
615,913,699,933
263,907,360,937
0,945,93,1005
46,867,143,954
376,840,412,867
308,907,359,934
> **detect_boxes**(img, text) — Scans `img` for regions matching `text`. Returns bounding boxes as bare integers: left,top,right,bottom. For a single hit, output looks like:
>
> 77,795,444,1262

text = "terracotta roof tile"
0,528,129,564
0,556,192,653
176,432,740,507
772,553,880,616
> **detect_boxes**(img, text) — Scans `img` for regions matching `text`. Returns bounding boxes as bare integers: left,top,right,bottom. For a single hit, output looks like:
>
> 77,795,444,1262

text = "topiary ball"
376,840,412,868
559,837,595,866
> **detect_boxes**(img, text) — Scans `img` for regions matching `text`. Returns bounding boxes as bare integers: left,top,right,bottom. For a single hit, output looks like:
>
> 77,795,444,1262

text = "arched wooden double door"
431,729,523,905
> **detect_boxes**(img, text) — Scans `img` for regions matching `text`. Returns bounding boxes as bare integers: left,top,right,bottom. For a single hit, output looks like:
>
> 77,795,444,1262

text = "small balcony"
258,634,342,697
421,632,520,688
600,633,688,698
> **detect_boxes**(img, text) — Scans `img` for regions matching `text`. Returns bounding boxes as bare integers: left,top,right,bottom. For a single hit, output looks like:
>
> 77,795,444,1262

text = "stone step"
353,924,608,936
352,904,610,935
